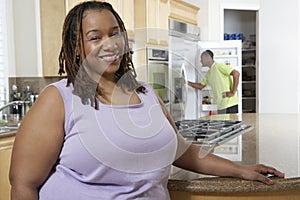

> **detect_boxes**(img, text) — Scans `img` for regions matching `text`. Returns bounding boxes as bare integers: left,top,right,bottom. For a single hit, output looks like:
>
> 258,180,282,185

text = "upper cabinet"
105,0,135,39
67,0,135,39
66,0,82,12
134,0,170,46
169,0,199,25
39,0,65,76
134,0,199,46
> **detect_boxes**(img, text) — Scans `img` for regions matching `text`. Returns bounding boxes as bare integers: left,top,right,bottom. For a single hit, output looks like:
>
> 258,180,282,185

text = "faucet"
0,100,31,120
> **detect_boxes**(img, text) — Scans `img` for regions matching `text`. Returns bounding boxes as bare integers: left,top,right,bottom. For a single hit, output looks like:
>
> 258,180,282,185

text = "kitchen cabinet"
66,0,82,11
169,0,199,25
39,0,66,77
66,0,135,39
134,0,198,46
242,48,256,113
119,0,135,39
0,136,15,200
134,0,170,46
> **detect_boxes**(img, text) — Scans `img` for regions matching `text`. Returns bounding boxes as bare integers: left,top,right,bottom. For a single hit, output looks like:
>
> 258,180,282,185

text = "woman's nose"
102,37,117,51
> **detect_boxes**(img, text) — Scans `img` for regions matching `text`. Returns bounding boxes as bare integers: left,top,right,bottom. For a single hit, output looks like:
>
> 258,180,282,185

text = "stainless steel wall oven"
146,47,170,111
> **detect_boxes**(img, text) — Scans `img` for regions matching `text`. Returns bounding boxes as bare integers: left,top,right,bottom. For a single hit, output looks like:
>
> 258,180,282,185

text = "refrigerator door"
169,36,199,121
183,39,199,119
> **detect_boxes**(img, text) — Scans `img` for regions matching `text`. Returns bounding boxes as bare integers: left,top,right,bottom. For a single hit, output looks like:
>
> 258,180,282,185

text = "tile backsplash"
8,77,64,100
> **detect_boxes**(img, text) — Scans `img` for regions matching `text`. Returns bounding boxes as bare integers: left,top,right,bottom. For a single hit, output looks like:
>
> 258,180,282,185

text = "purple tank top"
39,79,177,200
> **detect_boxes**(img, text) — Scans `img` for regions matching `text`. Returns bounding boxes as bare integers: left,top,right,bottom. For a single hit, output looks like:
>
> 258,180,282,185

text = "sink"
0,115,20,133
0,120,20,134
0,126,18,134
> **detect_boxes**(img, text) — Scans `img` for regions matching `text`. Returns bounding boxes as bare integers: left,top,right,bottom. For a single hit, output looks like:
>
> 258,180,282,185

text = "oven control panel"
147,48,168,61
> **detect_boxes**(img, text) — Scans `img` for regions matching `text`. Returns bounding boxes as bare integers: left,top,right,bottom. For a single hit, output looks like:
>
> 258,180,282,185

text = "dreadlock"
58,1,145,109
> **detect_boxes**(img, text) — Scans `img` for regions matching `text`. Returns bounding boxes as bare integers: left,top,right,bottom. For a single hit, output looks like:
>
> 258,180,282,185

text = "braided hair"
58,1,145,109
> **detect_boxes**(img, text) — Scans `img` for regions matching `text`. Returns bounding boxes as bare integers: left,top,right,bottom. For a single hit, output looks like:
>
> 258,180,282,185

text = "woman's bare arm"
9,86,65,200
156,95,284,185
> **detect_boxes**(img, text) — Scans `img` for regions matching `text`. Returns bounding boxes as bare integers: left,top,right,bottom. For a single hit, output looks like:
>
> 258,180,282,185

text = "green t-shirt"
200,62,239,110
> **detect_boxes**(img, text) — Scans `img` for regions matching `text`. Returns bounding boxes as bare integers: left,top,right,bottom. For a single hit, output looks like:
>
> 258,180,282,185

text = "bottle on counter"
10,84,22,122
22,85,32,114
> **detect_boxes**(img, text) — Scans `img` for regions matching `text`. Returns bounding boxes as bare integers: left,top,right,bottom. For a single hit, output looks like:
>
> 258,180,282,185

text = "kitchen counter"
168,113,300,198
0,129,17,139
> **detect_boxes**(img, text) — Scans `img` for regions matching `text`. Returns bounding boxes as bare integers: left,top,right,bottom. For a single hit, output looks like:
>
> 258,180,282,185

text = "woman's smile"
98,51,120,63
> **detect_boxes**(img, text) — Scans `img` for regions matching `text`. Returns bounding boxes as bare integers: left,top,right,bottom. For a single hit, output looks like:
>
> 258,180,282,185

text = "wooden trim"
159,40,169,47
127,29,135,40
0,136,15,148
168,13,198,25
169,0,199,25
171,0,200,11
160,0,168,3
147,38,159,45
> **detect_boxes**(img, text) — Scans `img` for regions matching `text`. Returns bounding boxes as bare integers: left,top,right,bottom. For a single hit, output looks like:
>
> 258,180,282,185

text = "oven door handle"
147,60,169,65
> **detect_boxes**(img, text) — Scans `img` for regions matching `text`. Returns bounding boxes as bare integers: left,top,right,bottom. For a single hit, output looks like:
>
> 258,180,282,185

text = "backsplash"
8,77,64,101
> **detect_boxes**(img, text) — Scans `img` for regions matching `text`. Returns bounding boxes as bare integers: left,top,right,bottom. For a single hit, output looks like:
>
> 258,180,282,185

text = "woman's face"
81,9,125,79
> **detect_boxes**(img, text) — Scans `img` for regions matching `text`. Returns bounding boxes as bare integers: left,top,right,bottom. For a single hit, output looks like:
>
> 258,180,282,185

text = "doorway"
224,10,257,113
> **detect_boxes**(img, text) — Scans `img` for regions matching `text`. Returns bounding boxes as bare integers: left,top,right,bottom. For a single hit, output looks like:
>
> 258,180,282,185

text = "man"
188,50,240,114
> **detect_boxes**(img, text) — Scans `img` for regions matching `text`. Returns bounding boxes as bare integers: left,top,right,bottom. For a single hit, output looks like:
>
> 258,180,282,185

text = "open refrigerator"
169,22,242,121
197,40,242,117
168,19,244,164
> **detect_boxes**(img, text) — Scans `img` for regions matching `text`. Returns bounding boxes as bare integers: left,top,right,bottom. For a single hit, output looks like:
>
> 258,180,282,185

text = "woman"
9,1,284,200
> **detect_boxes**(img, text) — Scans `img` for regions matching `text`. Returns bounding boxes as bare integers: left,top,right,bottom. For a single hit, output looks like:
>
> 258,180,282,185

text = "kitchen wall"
185,0,259,41
8,77,62,100
259,0,300,113
9,0,40,77
224,10,256,39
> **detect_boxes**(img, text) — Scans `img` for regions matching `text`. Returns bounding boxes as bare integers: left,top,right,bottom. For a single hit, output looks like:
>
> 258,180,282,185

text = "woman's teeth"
100,54,119,62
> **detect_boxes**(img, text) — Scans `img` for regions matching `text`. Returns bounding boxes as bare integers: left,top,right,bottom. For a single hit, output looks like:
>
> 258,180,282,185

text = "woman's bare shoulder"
21,85,65,127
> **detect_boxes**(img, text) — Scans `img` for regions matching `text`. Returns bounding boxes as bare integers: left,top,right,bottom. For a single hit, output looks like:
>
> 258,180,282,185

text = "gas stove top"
175,119,253,146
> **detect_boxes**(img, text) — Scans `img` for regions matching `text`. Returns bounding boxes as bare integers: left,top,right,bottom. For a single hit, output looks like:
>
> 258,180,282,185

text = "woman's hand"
238,164,285,185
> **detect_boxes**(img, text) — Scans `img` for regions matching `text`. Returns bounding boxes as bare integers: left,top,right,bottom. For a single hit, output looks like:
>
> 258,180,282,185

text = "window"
0,0,9,107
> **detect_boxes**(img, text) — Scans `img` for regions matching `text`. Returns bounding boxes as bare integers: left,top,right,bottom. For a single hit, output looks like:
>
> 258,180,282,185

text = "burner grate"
175,119,252,146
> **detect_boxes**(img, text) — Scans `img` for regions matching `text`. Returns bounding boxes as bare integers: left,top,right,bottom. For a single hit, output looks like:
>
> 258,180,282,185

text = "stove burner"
175,119,252,146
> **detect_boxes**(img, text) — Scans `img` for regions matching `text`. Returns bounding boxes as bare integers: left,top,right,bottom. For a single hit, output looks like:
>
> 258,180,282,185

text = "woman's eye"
111,32,121,37
89,36,101,41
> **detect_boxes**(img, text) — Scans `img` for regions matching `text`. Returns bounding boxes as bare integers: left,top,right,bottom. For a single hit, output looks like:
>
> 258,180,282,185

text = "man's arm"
224,69,240,97
188,81,205,90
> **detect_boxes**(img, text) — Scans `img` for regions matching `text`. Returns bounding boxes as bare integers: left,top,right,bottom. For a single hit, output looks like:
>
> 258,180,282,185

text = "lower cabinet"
0,136,15,200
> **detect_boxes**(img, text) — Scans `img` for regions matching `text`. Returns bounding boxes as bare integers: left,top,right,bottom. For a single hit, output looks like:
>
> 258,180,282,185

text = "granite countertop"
168,113,300,193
